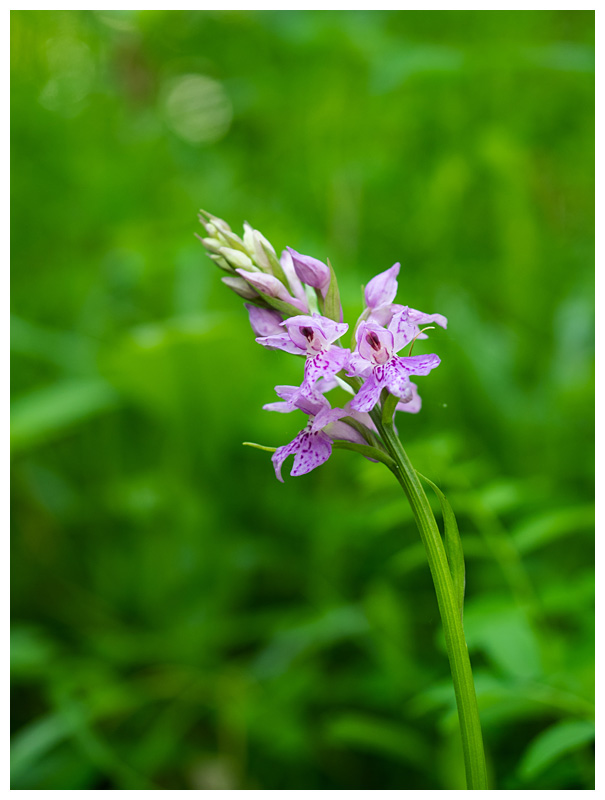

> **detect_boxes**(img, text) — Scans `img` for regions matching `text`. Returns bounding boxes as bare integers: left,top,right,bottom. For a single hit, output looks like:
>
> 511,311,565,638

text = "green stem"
371,410,488,790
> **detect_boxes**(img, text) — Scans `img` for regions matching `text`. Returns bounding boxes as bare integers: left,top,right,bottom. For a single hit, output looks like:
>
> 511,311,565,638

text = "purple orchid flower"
362,262,448,336
348,313,440,412
256,313,350,401
264,386,370,481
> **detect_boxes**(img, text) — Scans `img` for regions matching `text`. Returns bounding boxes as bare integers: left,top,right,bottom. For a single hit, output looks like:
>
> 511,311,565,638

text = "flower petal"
356,321,394,363
396,382,422,414
407,308,448,330
280,249,309,309
287,247,331,297
349,373,384,412
284,314,348,348
290,431,333,477
271,434,305,482
367,304,397,327
302,347,350,394
255,333,304,354
398,353,441,376
384,358,414,401
388,308,418,352
364,262,400,309
311,405,349,432
245,304,284,337
325,419,368,445
346,351,373,379
236,269,307,312
271,384,328,416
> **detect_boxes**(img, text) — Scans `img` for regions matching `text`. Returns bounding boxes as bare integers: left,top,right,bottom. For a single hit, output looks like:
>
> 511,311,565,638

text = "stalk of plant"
197,210,488,790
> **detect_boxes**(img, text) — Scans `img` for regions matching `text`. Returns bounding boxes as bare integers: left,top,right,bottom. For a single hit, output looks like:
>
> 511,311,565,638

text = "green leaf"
463,597,542,679
11,715,71,785
323,258,343,322
512,506,594,554
323,713,430,766
418,472,465,618
11,379,119,454
518,719,595,781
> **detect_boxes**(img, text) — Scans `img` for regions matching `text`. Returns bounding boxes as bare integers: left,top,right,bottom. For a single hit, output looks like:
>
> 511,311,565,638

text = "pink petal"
287,247,331,297
349,374,384,412
364,262,400,309
396,382,422,414
256,333,304,354
245,304,284,337
290,431,333,477
398,353,441,376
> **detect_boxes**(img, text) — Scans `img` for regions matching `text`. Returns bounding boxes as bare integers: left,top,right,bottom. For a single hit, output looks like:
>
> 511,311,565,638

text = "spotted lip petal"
272,434,306,482
350,352,439,412
349,373,383,412
300,347,350,399
383,358,414,399
270,418,335,481
290,431,333,477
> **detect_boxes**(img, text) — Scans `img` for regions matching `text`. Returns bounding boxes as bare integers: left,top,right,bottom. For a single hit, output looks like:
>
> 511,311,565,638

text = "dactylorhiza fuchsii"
197,209,488,789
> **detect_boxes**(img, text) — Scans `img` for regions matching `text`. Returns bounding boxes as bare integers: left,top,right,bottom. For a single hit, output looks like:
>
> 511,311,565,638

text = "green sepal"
418,471,466,619
332,440,396,468
261,294,308,317
323,258,343,322
260,242,288,284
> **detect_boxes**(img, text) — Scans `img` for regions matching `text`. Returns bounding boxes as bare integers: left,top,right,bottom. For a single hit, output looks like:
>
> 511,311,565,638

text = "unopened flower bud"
199,209,232,235
243,223,280,274
287,247,331,298
244,304,284,337
220,248,255,271
235,269,307,312
221,276,260,300
207,253,235,272
198,236,223,254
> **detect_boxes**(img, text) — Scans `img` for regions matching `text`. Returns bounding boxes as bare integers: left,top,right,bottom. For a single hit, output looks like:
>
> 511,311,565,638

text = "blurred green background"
11,9,594,790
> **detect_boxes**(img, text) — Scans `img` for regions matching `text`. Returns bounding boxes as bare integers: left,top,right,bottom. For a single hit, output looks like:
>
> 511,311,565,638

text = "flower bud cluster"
197,210,312,317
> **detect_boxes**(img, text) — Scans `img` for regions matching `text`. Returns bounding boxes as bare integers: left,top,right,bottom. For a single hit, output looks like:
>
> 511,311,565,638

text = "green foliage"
11,9,593,790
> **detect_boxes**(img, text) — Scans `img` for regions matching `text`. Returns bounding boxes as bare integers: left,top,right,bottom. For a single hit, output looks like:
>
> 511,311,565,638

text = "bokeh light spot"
161,74,233,145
